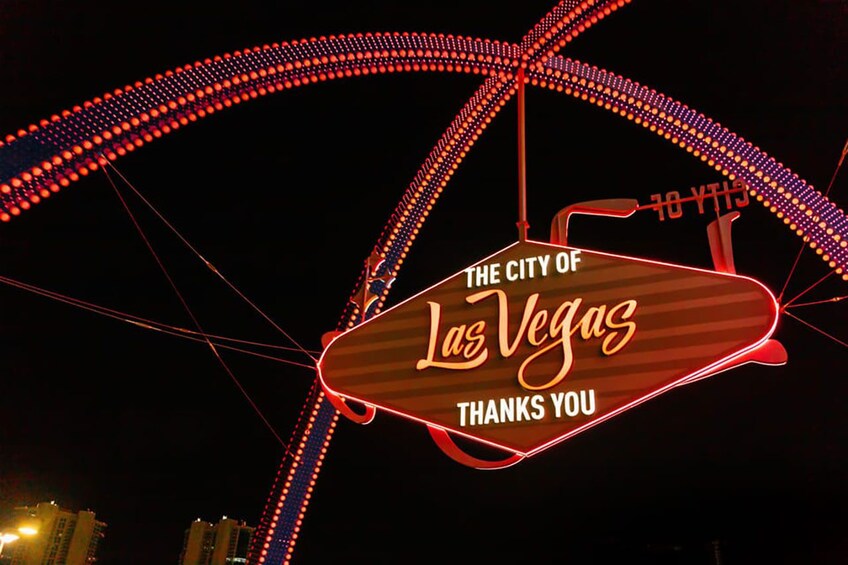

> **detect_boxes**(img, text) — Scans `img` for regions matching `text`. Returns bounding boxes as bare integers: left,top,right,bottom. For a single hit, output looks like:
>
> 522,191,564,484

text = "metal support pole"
516,68,529,242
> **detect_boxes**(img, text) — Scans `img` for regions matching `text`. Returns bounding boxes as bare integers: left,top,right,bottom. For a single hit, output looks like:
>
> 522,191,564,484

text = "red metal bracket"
321,330,376,424
707,211,741,274
323,387,377,424
550,199,639,246
678,339,787,386
427,425,524,470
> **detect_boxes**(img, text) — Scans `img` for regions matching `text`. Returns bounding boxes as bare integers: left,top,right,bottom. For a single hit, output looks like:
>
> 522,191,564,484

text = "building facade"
179,517,252,565
5,501,106,565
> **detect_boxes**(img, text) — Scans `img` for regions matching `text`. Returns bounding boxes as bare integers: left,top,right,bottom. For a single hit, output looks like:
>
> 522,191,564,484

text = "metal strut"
517,68,529,242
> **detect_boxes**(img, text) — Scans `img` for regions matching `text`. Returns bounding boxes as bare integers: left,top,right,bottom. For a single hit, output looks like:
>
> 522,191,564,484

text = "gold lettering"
464,321,487,360
576,305,607,340
550,299,581,335
517,335,574,391
416,290,638,388
466,289,539,357
528,310,549,346
602,299,638,355
442,325,468,357
416,301,488,370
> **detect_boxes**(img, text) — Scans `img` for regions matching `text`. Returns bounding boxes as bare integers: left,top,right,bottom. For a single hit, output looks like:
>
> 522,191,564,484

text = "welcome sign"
319,240,779,460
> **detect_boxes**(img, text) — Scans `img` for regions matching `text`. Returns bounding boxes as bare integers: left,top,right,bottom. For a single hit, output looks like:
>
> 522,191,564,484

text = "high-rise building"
179,516,253,565
4,501,106,565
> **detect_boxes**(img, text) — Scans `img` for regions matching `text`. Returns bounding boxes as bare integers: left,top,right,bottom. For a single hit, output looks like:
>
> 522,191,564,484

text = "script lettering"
416,289,638,391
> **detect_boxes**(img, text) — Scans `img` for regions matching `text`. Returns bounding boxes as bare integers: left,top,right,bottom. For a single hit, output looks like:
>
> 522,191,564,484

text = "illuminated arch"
2,2,844,564
1,16,844,285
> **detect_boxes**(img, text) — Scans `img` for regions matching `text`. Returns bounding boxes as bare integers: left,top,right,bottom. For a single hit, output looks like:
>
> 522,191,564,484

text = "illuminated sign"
319,239,779,465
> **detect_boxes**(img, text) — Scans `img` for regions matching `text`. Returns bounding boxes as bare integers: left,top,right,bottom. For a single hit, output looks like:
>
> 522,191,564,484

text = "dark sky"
1,1,847,564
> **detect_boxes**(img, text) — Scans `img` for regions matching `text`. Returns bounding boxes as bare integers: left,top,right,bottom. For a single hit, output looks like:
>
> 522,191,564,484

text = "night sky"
1,1,847,564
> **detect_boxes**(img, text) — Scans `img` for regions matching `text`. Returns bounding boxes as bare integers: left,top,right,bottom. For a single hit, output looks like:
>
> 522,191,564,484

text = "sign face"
318,240,778,458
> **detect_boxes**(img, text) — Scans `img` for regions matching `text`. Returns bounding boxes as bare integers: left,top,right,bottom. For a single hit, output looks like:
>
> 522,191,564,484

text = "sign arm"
707,211,741,275
322,388,377,425
550,199,639,246
677,339,788,387
427,425,525,470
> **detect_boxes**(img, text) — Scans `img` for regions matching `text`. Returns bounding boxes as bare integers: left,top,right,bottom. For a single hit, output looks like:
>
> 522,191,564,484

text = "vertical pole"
516,68,529,242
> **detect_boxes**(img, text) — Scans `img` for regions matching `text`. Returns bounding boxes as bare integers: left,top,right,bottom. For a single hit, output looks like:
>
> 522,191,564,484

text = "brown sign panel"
318,240,778,458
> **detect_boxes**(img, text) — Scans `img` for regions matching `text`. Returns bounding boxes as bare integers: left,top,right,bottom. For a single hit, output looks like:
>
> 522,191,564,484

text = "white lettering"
470,400,484,424
499,397,515,422
564,391,580,417
506,260,519,282
550,392,564,418
516,395,531,421
526,256,538,278
457,401,469,426
555,250,582,274
538,254,550,277
465,253,580,288
457,390,596,426
580,389,596,415
484,400,499,425
530,394,545,420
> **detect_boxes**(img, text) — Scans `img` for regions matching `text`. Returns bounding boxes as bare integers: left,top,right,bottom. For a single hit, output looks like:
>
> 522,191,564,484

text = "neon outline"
1,12,845,283
318,238,781,459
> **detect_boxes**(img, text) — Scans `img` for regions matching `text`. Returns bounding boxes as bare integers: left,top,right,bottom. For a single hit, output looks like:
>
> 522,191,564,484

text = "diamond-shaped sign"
318,239,778,460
